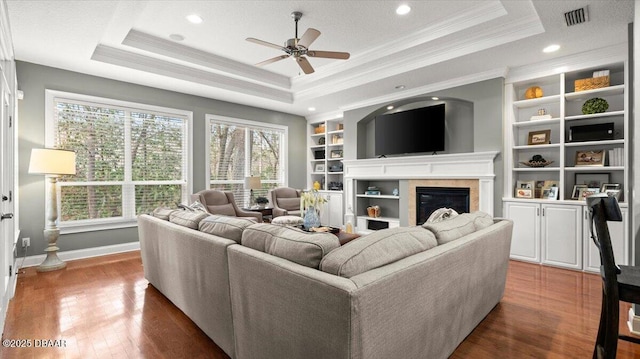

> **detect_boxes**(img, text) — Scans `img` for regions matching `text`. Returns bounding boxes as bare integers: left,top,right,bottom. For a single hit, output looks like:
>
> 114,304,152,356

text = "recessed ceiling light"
396,4,411,15
308,107,316,111
387,105,394,110
395,85,406,90
169,34,185,41
543,44,560,53
186,14,203,24
335,113,343,118
431,97,439,101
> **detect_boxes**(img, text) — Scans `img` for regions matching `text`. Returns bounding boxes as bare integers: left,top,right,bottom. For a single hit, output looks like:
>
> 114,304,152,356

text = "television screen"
374,104,445,156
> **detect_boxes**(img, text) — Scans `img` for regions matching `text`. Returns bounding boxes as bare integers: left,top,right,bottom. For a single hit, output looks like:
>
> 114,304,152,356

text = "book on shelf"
608,148,624,166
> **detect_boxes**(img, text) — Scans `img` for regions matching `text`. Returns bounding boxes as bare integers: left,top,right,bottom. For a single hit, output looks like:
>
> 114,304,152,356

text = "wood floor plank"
1,252,639,358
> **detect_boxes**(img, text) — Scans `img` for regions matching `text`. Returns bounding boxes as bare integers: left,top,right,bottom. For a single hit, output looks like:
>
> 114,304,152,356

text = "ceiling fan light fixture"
396,5,411,15
186,14,203,24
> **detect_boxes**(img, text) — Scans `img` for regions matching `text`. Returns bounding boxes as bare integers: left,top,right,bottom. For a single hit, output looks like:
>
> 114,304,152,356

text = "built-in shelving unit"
354,180,400,234
308,119,344,192
503,53,630,272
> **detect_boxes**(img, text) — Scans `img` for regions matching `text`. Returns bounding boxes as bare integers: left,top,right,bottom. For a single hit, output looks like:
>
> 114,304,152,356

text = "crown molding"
0,0,14,61
91,44,293,103
122,30,291,89
305,109,344,123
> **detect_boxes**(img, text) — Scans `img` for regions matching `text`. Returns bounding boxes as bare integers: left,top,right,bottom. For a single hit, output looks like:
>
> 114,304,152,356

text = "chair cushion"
198,215,257,243
277,197,300,211
422,211,492,244
271,215,304,226
319,226,437,278
241,223,340,269
207,203,236,216
169,210,209,229
152,207,175,220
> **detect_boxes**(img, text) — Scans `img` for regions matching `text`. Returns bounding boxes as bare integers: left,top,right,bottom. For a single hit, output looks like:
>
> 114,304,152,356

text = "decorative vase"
303,206,321,229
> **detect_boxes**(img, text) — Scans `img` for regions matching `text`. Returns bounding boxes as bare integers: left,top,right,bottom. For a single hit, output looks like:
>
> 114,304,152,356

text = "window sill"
59,219,138,234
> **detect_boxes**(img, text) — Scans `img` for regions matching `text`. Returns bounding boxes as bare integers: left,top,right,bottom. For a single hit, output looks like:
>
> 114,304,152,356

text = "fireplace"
416,187,470,225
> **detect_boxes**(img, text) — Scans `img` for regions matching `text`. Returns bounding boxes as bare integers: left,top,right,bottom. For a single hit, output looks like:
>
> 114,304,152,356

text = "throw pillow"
319,226,437,278
422,213,476,245
198,215,256,243
241,223,340,269
426,207,459,223
271,215,304,226
169,210,209,229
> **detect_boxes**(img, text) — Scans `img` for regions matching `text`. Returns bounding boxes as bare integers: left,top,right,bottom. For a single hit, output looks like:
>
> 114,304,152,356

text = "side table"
243,207,273,223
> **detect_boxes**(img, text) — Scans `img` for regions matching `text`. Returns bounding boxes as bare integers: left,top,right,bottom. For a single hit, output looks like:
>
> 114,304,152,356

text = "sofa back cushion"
198,215,257,243
319,226,437,278
241,224,340,269
422,211,493,245
169,210,209,229
152,207,175,221
277,197,300,211
208,203,237,216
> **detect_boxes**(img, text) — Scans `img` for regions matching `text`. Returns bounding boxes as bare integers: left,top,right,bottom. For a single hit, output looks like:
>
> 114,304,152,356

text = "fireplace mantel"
343,151,499,220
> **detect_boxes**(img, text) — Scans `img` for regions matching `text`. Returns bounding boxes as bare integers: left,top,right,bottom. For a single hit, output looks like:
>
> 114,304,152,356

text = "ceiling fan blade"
246,37,286,51
307,50,350,60
297,28,321,49
296,56,315,74
255,55,290,67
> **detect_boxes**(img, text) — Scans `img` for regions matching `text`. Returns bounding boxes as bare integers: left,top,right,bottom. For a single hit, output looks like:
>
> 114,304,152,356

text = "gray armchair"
268,187,302,218
190,190,262,222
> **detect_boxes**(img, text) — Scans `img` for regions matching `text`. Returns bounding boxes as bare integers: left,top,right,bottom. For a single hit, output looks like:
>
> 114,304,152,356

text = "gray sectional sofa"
138,210,513,359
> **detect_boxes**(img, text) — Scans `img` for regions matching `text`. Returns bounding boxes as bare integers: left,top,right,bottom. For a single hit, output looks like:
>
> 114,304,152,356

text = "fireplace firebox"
416,187,470,225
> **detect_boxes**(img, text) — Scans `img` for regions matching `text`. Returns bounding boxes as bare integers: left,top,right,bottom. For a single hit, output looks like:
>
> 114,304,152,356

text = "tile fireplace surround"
343,151,498,225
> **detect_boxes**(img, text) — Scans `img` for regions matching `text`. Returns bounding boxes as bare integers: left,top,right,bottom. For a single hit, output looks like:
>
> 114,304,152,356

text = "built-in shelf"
513,94,562,108
356,194,400,199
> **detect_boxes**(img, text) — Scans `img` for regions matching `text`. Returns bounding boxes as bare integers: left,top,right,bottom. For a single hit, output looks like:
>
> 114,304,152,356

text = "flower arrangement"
300,190,327,211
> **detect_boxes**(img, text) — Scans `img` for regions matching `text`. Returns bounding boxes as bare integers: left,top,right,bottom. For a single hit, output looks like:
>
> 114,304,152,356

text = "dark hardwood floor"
1,252,639,358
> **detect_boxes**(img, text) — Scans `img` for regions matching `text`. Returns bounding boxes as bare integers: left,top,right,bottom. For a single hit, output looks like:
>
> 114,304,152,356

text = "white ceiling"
5,0,634,118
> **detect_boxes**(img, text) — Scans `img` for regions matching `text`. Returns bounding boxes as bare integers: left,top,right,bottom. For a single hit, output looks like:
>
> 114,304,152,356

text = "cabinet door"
505,202,540,263
583,206,628,273
541,204,582,270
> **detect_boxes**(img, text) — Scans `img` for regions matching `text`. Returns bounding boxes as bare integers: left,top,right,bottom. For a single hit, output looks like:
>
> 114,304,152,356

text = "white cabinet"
583,206,629,273
319,191,343,228
541,204,582,270
505,201,540,263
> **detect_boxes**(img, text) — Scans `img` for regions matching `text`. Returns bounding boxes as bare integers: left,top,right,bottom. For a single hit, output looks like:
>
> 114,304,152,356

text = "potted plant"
255,196,269,208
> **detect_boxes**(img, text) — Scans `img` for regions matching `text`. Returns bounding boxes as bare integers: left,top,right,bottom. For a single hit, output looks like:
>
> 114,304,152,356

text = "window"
46,90,192,232
206,115,287,207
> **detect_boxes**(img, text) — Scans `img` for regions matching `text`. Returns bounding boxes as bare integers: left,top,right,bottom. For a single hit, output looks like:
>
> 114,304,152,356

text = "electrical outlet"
22,237,30,248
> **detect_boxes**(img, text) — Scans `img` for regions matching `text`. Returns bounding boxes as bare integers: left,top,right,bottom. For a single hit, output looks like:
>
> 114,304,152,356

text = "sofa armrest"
272,207,288,217
235,208,263,221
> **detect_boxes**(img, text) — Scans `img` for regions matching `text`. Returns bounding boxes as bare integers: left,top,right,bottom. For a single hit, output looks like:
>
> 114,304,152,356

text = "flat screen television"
374,104,445,156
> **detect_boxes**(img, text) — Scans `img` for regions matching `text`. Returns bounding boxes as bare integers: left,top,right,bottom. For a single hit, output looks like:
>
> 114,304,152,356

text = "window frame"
45,89,193,233
205,114,288,205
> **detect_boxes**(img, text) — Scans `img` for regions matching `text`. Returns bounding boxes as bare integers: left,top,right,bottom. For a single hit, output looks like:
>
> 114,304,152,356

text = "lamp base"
37,246,66,272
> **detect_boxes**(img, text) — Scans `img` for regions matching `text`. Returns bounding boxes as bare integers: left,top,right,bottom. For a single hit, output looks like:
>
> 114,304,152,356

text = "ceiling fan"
246,11,350,74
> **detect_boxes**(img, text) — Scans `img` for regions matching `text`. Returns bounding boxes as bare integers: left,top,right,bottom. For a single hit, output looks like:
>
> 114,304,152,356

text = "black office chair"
587,194,640,359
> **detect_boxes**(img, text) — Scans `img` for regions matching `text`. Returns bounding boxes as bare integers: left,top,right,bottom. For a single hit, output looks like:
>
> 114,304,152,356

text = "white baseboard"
18,241,140,268
628,308,640,335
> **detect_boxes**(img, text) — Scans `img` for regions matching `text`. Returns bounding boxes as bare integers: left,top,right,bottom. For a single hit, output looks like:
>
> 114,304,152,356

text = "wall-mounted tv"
374,104,445,156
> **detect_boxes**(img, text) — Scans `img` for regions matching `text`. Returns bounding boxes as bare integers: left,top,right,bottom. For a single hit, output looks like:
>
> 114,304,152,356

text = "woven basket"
575,76,610,92
314,124,325,134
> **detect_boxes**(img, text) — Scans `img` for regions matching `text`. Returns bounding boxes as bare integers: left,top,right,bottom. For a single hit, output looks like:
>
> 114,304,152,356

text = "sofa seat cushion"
271,215,304,226
277,197,300,211
319,226,437,278
169,210,209,229
422,211,493,245
198,215,257,243
241,223,340,269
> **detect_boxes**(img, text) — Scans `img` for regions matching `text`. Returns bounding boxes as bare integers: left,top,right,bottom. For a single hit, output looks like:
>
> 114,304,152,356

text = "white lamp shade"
244,176,261,190
28,148,76,175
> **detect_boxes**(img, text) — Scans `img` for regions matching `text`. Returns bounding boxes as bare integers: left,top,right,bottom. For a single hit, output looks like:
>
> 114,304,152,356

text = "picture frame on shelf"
571,184,588,200
604,189,621,200
314,163,325,172
515,180,535,199
601,183,622,201
578,187,600,200
575,150,606,166
542,186,558,200
527,129,551,145
575,173,610,189
516,180,535,189
535,180,545,198
330,149,343,158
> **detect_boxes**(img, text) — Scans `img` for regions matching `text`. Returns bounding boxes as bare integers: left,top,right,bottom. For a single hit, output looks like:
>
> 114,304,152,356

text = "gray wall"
344,77,504,216
16,61,306,256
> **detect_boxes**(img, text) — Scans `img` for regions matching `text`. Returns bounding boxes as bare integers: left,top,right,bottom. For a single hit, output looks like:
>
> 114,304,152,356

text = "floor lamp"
244,176,261,207
28,148,76,272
